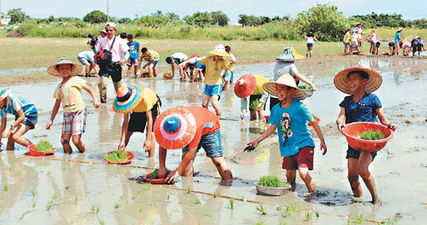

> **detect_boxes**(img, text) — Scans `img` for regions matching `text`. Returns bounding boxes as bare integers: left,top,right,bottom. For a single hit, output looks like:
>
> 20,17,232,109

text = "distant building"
0,12,10,26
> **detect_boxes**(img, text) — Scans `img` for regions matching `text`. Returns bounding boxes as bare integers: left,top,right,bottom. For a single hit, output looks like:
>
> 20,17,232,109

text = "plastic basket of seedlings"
340,122,394,152
28,140,56,156
143,169,171,184
163,72,173,79
255,175,291,196
297,84,314,97
103,150,135,164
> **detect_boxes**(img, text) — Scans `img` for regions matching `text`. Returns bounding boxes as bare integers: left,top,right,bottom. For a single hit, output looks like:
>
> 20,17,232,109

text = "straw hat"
275,45,304,61
47,57,82,77
263,74,308,100
112,83,144,113
0,88,11,100
397,27,403,32
333,66,382,94
154,107,197,150
208,44,230,57
99,29,107,34
234,74,256,98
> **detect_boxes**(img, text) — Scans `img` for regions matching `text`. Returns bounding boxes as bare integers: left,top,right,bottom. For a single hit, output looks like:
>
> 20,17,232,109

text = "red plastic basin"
103,150,135,164
341,122,394,152
28,144,56,156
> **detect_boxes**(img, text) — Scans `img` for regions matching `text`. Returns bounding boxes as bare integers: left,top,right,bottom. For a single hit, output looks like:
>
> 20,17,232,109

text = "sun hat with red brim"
334,66,382,94
47,57,82,77
234,74,256,98
154,107,197,150
263,74,309,100
112,83,144,113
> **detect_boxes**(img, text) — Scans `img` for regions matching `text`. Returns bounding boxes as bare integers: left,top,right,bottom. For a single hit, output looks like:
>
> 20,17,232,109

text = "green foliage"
297,84,313,90
238,14,288,26
7,8,30,24
184,11,229,27
258,175,290,188
350,12,411,28
103,151,130,163
83,10,108,24
358,130,385,140
295,3,350,41
147,169,160,179
229,198,234,209
256,205,267,215
35,140,53,152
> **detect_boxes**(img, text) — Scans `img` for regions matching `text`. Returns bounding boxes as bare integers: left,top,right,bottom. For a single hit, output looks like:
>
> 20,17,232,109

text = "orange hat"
234,74,256,98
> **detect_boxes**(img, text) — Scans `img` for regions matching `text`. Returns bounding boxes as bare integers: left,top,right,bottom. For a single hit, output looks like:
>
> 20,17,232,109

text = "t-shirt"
0,95,37,119
306,33,315,44
77,51,95,63
268,100,315,157
127,41,140,59
394,32,401,44
199,56,230,85
273,61,299,81
344,32,351,43
171,52,188,64
53,76,88,113
186,106,221,149
339,93,382,124
369,33,377,43
228,53,236,71
141,50,160,61
95,36,130,63
252,75,269,95
132,87,158,113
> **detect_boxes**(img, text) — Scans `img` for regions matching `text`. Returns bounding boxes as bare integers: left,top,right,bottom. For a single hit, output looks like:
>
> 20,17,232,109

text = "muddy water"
1,56,426,224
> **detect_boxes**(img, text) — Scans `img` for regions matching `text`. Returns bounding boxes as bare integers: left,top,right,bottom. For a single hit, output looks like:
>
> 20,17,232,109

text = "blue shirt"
0,95,38,119
269,100,315,157
127,41,140,59
339,93,382,124
394,32,401,43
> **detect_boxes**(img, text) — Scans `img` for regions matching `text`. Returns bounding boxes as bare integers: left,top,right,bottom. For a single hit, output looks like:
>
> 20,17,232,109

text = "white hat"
208,44,229,57
105,22,116,29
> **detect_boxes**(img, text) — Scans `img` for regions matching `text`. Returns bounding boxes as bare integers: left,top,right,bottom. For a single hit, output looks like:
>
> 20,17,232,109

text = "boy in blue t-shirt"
248,74,327,193
335,66,396,204
126,34,140,76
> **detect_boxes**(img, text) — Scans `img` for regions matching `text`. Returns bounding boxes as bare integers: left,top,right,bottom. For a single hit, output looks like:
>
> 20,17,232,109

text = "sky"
1,0,425,23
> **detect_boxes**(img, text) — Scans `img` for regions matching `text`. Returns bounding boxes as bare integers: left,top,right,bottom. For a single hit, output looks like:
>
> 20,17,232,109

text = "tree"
211,11,229,26
184,12,213,27
7,8,29,24
83,10,108,24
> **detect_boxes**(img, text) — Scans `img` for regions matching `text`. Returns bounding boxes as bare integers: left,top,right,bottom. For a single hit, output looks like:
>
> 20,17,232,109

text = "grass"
256,205,267,215
258,175,290,188
103,150,131,163
358,130,386,140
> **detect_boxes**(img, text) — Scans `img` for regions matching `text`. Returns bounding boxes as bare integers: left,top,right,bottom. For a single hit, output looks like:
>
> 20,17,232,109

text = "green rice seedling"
282,202,300,218
114,203,120,209
99,221,105,225
249,99,264,111
229,198,235,209
120,195,124,201
147,169,160,179
256,205,267,215
3,184,9,192
32,203,36,208
74,195,81,202
166,194,170,201
35,140,53,152
51,193,58,200
186,187,191,194
297,85,313,90
255,222,265,225
381,217,396,225
258,175,290,188
358,130,385,140
195,198,201,204
46,201,53,211
204,211,213,218
315,211,320,217
305,212,312,221
354,214,365,224
103,151,131,163
91,204,100,215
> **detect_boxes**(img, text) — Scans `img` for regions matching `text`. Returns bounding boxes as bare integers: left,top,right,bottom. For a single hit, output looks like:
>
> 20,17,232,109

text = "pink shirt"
95,36,129,63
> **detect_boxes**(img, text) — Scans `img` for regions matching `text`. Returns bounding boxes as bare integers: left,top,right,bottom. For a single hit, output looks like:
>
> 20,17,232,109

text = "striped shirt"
0,95,38,119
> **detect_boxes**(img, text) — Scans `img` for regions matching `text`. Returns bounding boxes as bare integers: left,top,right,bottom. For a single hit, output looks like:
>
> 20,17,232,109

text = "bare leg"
6,124,32,150
211,156,233,180
201,94,211,109
357,152,379,204
61,133,73,154
124,132,133,147
348,158,362,197
286,170,297,191
181,150,196,177
298,168,316,193
211,95,221,116
72,135,86,153
249,109,257,121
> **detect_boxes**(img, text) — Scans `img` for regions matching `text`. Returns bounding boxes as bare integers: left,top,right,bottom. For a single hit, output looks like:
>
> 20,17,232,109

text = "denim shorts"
203,84,223,96
346,146,377,160
152,61,159,67
307,43,314,47
18,113,38,129
182,131,223,158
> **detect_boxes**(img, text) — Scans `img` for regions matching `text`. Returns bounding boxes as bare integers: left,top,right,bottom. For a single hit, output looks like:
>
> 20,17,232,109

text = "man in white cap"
95,22,130,103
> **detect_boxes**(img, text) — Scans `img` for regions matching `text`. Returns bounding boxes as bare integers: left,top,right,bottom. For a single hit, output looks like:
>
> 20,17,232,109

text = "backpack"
95,36,116,65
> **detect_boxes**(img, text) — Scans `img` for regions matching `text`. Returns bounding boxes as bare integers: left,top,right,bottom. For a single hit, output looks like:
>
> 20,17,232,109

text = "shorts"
182,131,223,158
375,42,381,48
203,84,223,96
344,43,350,47
195,62,205,69
17,112,38,129
346,146,377,160
249,94,266,110
222,71,232,81
151,61,159,67
370,41,376,45
128,103,159,133
63,109,87,135
78,56,90,65
307,43,314,47
282,147,314,170
127,58,139,67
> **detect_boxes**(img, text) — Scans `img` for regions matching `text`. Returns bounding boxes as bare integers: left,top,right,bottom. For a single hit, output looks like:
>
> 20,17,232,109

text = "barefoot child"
222,45,236,91
0,89,38,150
113,83,161,158
165,52,188,78
155,106,233,183
140,48,160,77
248,74,327,193
46,58,100,154
304,29,319,57
126,34,140,77
234,74,269,121
335,66,396,204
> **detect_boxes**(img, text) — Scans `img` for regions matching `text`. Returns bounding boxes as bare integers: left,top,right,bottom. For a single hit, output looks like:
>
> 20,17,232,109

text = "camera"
85,32,98,48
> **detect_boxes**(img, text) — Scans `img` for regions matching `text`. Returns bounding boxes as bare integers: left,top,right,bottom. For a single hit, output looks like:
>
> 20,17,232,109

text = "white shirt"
95,35,129,63
171,52,188,62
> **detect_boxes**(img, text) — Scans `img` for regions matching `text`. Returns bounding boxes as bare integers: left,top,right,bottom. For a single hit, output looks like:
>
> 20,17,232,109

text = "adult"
353,23,364,48
393,28,403,55
95,22,130,103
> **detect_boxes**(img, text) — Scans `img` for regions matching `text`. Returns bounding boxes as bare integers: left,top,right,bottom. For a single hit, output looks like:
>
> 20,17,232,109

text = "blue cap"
164,117,180,133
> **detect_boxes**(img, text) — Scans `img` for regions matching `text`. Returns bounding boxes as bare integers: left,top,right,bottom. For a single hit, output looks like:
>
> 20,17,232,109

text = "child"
199,44,231,116
234,74,269,121
179,55,205,82
77,40,97,77
304,29,319,57
350,33,360,54
140,48,159,77
222,46,236,91
155,106,233,183
335,66,396,204
165,52,188,78
368,30,377,55
0,89,38,150
411,36,424,56
343,29,351,55
126,34,140,77
46,58,100,154
248,74,327,193
393,28,403,55
113,83,161,158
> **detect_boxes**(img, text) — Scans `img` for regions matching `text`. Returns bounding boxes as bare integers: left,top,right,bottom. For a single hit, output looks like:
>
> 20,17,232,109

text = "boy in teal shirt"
248,74,327,193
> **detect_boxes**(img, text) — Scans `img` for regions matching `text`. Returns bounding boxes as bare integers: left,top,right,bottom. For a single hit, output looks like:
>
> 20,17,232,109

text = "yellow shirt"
199,56,230,85
54,76,87,113
344,32,351,44
132,87,158,112
252,75,269,95
141,50,160,61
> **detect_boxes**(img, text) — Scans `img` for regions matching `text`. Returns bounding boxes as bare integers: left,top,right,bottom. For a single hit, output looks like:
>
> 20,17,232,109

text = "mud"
0,56,426,224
